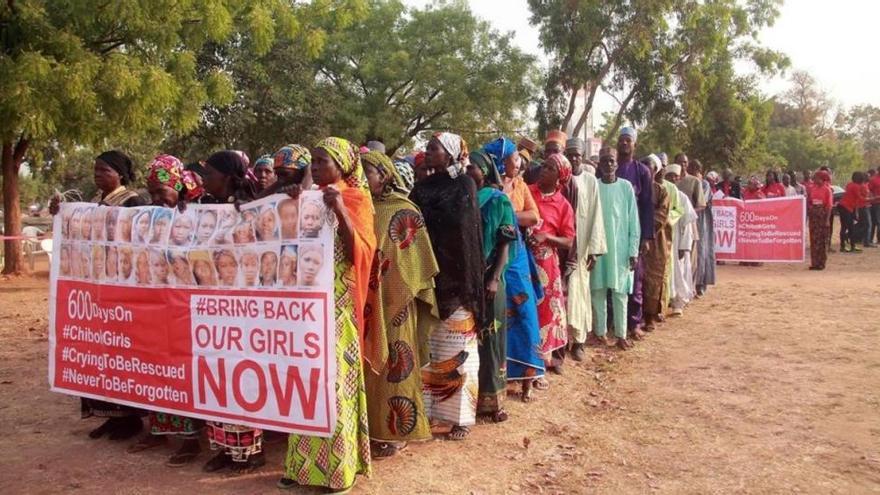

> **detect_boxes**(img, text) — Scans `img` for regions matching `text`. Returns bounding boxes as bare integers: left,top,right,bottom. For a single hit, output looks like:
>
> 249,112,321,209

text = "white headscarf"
435,132,469,178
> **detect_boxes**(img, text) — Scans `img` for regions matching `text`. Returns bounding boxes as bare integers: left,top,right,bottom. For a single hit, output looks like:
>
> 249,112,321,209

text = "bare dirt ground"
1,251,879,494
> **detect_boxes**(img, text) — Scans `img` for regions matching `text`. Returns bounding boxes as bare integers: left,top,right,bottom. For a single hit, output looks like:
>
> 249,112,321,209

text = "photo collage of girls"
55,193,332,290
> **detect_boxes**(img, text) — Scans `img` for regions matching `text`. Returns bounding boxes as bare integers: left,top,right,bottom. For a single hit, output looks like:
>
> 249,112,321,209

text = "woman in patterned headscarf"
252,154,276,193
145,154,204,208
410,132,485,441
466,150,517,421
527,153,575,381
279,137,376,492
359,150,439,457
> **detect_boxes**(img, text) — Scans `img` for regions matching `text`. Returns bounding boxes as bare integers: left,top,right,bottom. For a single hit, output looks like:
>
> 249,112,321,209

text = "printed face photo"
299,199,324,238
189,251,217,287
90,208,107,241
279,245,297,286
195,210,218,244
59,244,71,276
79,207,94,240
106,246,118,280
213,249,238,286
149,248,170,285
239,249,259,287
150,210,172,244
119,247,133,281
135,249,151,284
91,244,106,281
232,219,256,244
105,209,119,242
259,251,278,287
278,199,298,240
166,250,195,286
79,245,91,280
117,210,134,243
255,205,279,242
133,210,152,244
169,212,195,246
70,244,82,277
212,209,238,245
69,209,83,240
297,244,324,287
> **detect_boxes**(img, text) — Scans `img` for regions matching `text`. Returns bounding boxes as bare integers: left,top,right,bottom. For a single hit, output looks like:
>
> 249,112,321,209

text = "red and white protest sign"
712,196,806,263
48,193,338,436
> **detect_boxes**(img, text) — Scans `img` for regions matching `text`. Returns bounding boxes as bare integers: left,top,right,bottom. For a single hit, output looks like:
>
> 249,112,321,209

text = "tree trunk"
2,138,29,275
605,87,638,141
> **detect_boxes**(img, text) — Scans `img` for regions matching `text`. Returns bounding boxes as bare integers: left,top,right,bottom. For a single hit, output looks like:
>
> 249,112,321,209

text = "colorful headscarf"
434,132,469,177
147,154,204,201
469,150,502,187
274,144,312,170
393,160,415,193
362,150,406,196
482,137,516,176
253,154,273,170
315,137,368,191
545,129,568,147
545,153,572,189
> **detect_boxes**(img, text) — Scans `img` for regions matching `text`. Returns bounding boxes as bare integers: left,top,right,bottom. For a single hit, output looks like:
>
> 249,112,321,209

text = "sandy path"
1,252,878,494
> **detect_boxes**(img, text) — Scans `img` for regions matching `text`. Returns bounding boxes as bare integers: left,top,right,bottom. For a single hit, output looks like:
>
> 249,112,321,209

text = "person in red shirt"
807,170,833,269
867,168,880,245
838,171,869,252
742,176,766,201
763,170,786,198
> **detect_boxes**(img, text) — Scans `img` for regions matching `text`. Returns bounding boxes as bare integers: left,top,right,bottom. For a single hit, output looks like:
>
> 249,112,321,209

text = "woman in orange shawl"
279,137,376,492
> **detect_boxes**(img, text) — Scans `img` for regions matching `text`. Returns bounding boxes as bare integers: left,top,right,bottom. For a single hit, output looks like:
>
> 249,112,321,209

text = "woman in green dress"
361,150,440,457
279,137,376,492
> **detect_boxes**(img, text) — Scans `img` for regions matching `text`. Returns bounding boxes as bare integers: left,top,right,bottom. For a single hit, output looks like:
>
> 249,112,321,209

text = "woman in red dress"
527,154,575,379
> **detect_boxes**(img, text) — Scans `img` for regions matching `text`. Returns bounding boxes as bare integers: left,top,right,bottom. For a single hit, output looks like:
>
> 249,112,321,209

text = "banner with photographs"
48,192,338,436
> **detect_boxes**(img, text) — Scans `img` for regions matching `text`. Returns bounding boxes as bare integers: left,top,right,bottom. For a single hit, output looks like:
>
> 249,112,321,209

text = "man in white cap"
564,138,607,360
615,126,654,340
664,163,697,316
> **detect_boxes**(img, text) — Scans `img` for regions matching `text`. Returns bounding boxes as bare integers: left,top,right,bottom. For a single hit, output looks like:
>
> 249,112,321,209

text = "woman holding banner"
48,151,146,441
197,151,266,473
279,138,376,491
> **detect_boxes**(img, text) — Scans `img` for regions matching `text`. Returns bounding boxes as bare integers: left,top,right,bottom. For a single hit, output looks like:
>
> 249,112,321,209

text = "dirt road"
1,252,879,494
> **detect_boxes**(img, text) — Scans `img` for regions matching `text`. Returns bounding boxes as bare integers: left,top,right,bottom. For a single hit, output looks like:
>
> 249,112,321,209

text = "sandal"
166,440,201,467
492,409,509,423
231,452,265,473
533,377,550,391
447,425,470,441
371,441,408,459
202,451,231,473
616,338,632,350
126,434,166,453
88,418,117,439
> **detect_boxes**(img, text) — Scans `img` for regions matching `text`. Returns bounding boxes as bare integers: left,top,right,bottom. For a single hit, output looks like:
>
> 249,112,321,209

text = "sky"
404,0,880,122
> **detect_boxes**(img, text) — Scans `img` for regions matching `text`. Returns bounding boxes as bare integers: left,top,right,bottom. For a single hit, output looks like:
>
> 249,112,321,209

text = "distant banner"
712,196,806,263
48,193,338,436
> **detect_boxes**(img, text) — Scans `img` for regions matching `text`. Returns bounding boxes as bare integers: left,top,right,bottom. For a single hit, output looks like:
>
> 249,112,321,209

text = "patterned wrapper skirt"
421,307,479,426
809,204,830,269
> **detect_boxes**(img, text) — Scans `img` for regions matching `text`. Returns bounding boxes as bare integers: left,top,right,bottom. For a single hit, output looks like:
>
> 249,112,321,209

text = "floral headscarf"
274,144,312,170
393,159,415,193
315,137,368,191
434,132,469,178
362,150,407,197
545,153,572,190
147,154,204,200
482,137,516,176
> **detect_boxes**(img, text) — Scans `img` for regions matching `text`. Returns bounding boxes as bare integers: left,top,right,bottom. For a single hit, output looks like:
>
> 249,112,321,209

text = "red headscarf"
545,153,572,190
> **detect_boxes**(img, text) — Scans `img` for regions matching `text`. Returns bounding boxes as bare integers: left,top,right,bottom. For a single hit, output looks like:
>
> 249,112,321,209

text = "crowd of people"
50,124,871,493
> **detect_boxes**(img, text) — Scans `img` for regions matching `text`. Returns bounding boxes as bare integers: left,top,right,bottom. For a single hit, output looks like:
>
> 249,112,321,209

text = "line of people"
55,127,719,493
